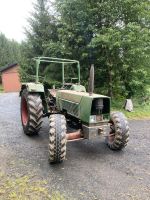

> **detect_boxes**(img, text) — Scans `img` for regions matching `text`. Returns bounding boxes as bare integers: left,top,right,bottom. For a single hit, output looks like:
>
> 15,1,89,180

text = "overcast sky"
0,0,34,42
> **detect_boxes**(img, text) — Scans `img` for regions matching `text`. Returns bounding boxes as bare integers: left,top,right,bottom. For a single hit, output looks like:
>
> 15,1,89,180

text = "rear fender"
20,83,44,95
20,83,48,114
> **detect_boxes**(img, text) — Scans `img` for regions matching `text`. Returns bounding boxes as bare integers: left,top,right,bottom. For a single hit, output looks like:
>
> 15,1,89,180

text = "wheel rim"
21,97,28,126
108,121,115,143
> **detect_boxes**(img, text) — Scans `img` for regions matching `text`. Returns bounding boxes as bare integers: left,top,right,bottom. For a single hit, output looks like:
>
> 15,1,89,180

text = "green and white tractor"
20,57,129,163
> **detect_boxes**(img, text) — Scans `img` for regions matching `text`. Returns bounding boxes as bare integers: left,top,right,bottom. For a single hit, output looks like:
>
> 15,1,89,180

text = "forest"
0,0,150,101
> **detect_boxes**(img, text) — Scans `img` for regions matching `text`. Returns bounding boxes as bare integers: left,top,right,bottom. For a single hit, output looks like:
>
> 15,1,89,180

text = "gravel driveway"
0,93,149,200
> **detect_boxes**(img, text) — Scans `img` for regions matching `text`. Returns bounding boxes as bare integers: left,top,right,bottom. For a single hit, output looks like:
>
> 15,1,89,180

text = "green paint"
80,96,92,123
56,90,110,124
62,63,65,87
70,84,86,92
33,57,80,85
36,59,40,83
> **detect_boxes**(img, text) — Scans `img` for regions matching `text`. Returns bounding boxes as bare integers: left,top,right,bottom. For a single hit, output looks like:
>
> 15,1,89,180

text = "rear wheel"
49,114,67,163
106,112,129,150
21,90,43,135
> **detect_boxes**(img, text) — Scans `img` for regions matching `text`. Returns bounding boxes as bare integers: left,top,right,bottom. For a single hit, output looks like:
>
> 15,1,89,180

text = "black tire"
21,89,43,135
49,114,67,163
106,112,129,150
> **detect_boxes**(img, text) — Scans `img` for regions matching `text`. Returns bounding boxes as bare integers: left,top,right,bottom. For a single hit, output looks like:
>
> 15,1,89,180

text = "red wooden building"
0,63,21,92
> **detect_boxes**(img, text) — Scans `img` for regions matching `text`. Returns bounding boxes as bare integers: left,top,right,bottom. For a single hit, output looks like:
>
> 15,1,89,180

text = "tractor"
20,57,129,163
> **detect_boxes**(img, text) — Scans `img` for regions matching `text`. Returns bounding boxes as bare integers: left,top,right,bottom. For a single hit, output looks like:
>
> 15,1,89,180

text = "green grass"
112,100,150,119
0,171,65,200
0,84,3,93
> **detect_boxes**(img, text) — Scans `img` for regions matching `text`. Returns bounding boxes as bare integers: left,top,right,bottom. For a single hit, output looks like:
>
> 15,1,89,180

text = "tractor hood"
57,90,108,101
56,90,110,124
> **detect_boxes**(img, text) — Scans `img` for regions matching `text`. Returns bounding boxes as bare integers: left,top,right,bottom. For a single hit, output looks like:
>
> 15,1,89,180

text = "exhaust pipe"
88,64,94,96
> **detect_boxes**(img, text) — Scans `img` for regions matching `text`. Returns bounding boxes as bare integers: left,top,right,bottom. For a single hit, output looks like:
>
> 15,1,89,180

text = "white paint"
0,0,34,42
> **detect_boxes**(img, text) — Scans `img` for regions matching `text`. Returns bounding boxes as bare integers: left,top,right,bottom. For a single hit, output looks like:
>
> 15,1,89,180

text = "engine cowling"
56,90,110,124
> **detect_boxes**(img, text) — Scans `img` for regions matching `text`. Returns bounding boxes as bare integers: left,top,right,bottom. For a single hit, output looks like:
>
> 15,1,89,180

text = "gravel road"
0,93,150,200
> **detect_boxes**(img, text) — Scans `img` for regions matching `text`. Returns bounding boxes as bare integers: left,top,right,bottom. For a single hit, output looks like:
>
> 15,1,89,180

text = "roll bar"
33,57,80,86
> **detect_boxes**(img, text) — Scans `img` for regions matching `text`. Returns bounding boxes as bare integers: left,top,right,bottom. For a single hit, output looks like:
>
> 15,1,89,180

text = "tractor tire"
21,89,43,136
106,112,129,150
49,114,67,163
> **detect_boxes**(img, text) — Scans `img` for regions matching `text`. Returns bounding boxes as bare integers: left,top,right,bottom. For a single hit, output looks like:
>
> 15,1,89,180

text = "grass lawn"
0,84,3,93
112,101,150,119
0,171,65,200
121,104,150,119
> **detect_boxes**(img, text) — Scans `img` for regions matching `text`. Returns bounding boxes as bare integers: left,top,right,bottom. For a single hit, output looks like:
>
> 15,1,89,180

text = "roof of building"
0,63,18,73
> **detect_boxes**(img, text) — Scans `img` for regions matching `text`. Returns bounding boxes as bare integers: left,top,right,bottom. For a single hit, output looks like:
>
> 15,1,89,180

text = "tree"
22,0,150,99
21,0,62,82
55,0,150,98
25,0,59,57
0,33,21,67
91,0,150,97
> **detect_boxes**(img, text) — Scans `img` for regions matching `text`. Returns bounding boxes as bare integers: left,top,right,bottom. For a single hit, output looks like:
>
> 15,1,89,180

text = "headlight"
89,115,97,123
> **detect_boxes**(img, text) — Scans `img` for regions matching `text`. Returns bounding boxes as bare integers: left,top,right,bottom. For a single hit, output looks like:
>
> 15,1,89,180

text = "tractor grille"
61,99,79,117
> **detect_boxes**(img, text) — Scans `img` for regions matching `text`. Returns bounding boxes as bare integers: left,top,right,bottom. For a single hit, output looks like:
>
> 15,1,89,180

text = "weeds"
0,84,3,93
112,99,150,119
0,172,65,200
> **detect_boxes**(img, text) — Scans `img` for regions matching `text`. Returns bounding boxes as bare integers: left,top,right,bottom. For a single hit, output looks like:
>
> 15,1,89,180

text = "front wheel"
106,112,129,150
49,114,67,163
